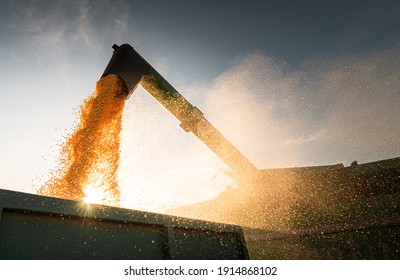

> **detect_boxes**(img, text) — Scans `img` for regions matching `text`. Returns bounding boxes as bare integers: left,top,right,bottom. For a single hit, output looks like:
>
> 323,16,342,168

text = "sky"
1,0,399,212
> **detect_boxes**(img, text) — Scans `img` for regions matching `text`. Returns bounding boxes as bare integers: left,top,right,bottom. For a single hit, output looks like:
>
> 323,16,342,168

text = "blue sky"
1,0,399,211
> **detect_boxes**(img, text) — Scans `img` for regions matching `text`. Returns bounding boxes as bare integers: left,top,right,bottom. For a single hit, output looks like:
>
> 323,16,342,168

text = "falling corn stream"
38,74,127,206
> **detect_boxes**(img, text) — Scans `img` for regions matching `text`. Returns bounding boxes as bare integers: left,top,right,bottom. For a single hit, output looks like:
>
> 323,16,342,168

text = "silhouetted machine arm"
102,44,257,179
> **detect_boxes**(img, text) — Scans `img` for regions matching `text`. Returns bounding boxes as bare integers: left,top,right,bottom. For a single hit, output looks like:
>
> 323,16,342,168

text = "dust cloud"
201,47,400,168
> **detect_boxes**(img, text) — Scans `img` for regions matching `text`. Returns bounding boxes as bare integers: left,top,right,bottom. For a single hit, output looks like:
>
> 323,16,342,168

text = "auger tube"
102,43,257,178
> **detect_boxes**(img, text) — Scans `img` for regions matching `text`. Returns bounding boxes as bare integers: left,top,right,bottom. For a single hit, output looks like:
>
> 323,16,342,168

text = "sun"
83,185,106,204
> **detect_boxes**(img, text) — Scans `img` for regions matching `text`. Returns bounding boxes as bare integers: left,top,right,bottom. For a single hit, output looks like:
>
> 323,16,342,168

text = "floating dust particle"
38,74,128,206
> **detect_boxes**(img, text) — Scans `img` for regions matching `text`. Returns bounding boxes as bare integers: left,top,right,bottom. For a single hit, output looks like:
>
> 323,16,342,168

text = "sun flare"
83,185,107,204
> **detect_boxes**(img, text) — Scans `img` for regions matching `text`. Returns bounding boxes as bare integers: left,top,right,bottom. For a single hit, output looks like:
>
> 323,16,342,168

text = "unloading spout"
102,43,258,179
102,44,150,98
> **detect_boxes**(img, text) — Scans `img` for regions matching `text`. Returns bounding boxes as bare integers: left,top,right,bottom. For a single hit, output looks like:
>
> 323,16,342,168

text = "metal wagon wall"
0,189,248,260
